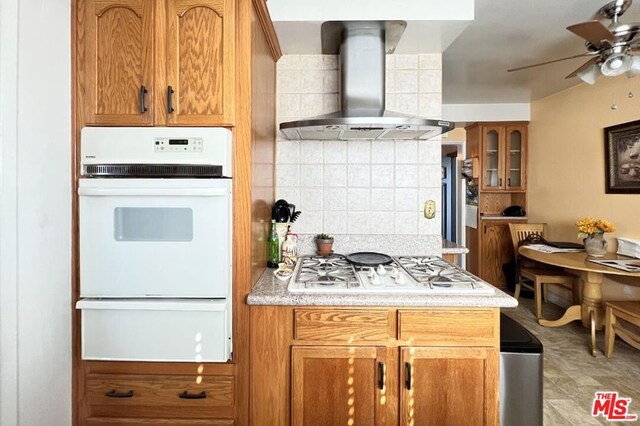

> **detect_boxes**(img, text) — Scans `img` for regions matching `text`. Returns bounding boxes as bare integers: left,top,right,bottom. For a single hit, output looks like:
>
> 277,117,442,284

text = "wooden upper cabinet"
476,123,527,192
165,0,235,126
83,0,155,125
400,347,498,426
80,0,235,127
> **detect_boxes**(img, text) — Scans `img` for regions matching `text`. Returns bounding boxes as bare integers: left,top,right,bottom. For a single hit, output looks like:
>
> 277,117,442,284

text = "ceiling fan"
508,0,640,84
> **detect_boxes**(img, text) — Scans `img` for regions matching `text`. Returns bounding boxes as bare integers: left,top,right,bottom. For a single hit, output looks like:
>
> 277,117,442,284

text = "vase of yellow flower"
576,217,615,257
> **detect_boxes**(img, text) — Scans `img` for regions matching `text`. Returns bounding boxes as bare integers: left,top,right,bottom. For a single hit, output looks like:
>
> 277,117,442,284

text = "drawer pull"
179,390,207,400
377,362,385,390
105,389,134,398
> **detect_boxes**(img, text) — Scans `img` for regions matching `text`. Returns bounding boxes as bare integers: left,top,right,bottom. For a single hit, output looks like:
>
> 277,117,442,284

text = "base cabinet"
479,221,515,288
292,346,393,426
250,307,500,426
400,347,498,426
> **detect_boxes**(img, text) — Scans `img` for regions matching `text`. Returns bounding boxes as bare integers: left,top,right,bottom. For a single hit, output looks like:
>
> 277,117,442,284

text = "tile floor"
503,297,640,425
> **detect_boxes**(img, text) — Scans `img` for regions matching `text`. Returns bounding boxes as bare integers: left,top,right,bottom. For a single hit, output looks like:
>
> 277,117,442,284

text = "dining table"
518,247,640,356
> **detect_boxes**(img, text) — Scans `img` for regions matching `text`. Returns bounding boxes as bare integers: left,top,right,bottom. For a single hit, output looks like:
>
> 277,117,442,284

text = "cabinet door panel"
83,0,154,125
480,221,513,288
505,126,527,191
291,346,392,426
400,347,498,426
480,126,505,191
166,0,235,126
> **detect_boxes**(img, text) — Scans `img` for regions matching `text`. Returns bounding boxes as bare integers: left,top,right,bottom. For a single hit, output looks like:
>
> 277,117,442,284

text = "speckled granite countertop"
247,269,517,308
442,239,469,254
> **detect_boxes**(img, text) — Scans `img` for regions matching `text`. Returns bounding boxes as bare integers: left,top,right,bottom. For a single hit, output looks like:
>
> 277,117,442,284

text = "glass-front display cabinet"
480,125,526,192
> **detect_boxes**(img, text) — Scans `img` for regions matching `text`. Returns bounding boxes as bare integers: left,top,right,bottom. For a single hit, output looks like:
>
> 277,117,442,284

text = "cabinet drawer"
398,309,498,346
294,309,391,342
84,374,234,419
84,418,234,425
78,299,231,362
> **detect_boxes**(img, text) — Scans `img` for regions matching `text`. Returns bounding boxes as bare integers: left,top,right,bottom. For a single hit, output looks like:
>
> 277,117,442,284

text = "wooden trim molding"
251,0,282,61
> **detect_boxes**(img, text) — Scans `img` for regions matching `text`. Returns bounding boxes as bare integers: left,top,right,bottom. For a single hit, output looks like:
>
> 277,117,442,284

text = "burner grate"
287,254,493,294
294,254,359,289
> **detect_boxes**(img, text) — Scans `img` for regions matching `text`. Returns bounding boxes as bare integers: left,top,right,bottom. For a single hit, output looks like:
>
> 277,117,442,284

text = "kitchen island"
248,262,515,426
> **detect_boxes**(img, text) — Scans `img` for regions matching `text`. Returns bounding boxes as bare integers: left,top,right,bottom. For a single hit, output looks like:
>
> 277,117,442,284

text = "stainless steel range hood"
279,21,454,141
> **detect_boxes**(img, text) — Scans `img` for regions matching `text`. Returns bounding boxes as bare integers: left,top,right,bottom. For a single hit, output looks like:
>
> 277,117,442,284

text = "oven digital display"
169,139,189,145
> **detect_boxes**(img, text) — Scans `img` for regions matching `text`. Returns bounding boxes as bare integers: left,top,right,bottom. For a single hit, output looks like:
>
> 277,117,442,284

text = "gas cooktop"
287,254,494,295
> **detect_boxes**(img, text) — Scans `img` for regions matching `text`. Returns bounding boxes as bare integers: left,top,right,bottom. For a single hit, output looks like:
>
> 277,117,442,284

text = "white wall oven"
76,127,233,362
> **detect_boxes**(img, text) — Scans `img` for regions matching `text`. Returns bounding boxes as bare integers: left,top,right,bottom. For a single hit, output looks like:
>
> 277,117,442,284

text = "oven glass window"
114,208,193,241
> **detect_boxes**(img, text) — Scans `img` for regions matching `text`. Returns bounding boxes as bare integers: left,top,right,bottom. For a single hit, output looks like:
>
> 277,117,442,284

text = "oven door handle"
78,187,228,197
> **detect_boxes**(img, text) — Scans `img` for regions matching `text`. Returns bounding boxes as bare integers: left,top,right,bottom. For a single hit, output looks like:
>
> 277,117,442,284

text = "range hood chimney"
280,21,454,141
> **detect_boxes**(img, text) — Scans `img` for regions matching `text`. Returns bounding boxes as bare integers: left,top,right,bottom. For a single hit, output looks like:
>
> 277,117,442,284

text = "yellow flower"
596,219,615,233
576,217,615,238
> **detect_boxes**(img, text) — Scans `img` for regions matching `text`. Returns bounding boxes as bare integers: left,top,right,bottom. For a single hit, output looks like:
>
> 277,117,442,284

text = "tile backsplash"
275,54,443,236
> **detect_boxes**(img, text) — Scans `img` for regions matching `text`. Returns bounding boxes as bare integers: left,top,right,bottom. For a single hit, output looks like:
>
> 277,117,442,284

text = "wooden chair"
604,301,640,358
508,223,580,320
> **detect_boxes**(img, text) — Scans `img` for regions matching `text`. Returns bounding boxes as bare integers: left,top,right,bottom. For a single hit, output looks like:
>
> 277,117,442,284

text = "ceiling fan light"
625,56,640,78
577,63,601,85
601,53,633,76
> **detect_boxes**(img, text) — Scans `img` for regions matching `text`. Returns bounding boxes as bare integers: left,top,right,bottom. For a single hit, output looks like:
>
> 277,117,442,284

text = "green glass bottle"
267,220,280,268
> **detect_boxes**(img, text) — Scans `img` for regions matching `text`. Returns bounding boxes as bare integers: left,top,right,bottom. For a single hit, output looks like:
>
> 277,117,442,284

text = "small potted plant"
315,233,334,256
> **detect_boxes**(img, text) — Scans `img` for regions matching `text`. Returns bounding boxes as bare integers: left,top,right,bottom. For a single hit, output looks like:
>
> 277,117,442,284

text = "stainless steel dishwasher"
500,313,544,426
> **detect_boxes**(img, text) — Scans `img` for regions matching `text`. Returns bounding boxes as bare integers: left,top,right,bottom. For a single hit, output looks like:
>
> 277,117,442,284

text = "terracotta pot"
316,238,334,256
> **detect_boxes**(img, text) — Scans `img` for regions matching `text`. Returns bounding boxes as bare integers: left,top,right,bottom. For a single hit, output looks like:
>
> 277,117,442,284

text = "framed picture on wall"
604,119,640,194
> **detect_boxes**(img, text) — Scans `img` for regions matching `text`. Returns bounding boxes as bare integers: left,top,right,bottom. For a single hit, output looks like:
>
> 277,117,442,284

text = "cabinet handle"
507,177,511,187
167,86,175,113
139,85,148,113
178,391,207,399
484,225,487,234
405,362,412,390
377,362,385,390
105,389,134,398
499,177,502,187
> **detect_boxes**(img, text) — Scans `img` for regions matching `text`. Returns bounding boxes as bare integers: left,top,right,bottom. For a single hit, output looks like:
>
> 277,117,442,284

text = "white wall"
0,0,72,424
442,103,530,122
275,54,444,236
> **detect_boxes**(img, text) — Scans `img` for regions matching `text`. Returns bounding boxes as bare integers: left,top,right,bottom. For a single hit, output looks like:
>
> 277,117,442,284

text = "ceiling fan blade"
565,56,600,79
507,52,596,72
567,20,616,47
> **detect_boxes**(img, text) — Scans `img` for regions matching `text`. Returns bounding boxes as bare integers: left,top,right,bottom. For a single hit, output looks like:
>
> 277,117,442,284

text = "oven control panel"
153,137,203,153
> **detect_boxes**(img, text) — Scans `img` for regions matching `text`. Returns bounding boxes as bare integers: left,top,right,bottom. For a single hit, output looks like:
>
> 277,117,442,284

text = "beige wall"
529,75,640,301
445,127,466,141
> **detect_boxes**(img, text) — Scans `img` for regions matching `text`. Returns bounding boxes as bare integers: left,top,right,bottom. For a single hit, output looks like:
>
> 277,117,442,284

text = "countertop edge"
247,269,518,308
442,239,469,254
441,247,469,254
